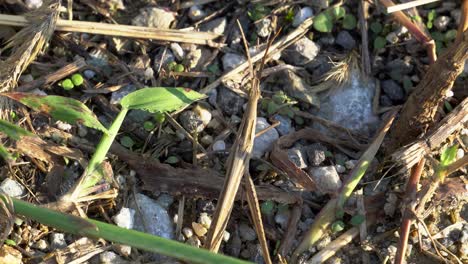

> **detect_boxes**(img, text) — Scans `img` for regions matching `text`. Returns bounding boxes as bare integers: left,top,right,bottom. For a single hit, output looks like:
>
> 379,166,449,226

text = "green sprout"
71,73,84,86
61,79,74,90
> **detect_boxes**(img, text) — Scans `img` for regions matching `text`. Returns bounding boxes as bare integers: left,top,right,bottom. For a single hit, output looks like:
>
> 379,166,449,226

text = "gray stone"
83,70,96,79
222,53,246,72
451,9,462,24
252,117,279,158
188,5,206,21
386,58,413,74
308,166,342,193
186,236,201,247
49,233,66,250
182,227,193,238
99,251,127,264
170,43,184,61
293,7,313,27
336,31,356,50
381,79,405,101
239,223,256,241
25,0,42,9
287,147,308,169
156,194,174,209
33,239,48,250
0,178,25,198
318,35,335,46
305,143,327,166
212,140,226,151
275,208,290,229
256,18,271,38
113,208,135,229
208,88,217,107
132,8,175,29
282,37,320,66
335,164,346,173
386,32,399,44
434,16,451,31
380,94,393,107
179,111,205,133
345,160,358,170
200,17,227,35
217,86,246,116
129,193,174,239
316,74,379,135
273,114,292,136
154,49,175,71
111,85,136,104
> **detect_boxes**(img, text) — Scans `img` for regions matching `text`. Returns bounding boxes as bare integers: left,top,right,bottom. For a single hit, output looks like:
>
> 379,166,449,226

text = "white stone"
99,251,126,264
335,164,346,173
256,18,271,38
308,166,342,193
193,105,212,127
188,5,206,21
182,227,193,238
434,16,451,31
199,213,212,228
293,7,313,27
287,148,308,169
113,207,135,230
222,53,246,72
0,178,25,198
223,231,231,242
170,43,184,61
50,233,66,250
56,121,72,131
386,32,399,44
345,160,358,170
132,8,175,29
25,0,42,9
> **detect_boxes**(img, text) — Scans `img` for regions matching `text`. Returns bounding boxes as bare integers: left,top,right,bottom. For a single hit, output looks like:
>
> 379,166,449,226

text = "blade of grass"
1,195,251,264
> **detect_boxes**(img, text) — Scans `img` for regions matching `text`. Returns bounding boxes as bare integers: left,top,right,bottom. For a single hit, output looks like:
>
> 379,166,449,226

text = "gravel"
282,37,320,66
217,86,246,116
252,117,279,158
239,222,257,241
381,79,405,101
132,7,175,29
308,166,342,194
0,178,25,198
336,31,356,50
113,207,135,230
287,147,308,169
222,53,246,72
273,114,293,136
293,7,313,27
200,17,227,35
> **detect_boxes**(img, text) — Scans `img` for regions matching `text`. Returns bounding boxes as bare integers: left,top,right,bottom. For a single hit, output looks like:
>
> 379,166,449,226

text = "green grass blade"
4,195,251,264
0,142,14,163
0,119,34,140
2,93,108,134
120,87,206,113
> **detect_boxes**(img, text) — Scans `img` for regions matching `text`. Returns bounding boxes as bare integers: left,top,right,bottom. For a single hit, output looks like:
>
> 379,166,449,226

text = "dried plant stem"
387,31,468,153
395,158,426,264
386,0,441,13
456,0,468,43
379,0,436,63
0,14,221,46
359,0,371,76
200,17,314,96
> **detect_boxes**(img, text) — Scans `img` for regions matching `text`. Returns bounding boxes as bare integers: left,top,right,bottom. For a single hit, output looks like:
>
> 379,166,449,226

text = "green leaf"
144,121,155,131
154,112,166,124
342,14,357,30
440,145,458,167
350,214,365,226
120,87,206,113
373,36,386,49
0,143,14,163
428,9,436,21
0,119,34,140
267,101,280,115
444,29,457,42
260,200,275,215
165,156,179,164
431,31,444,41
444,101,453,112
313,12,333,33
294,115,304,125
331,220,345,233
2,93,109,134
331,7,346,20
370,22,382,34
120,136,135,148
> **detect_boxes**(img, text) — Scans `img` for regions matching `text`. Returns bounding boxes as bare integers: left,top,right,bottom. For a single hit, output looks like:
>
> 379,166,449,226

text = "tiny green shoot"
71,73,84,86
61,79,74,90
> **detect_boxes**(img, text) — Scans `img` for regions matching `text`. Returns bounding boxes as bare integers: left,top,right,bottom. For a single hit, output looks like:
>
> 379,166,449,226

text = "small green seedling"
370,21,383,34
154,112,165,124
331,6,346,20
373,36,386,50
248,4,270,21
260,200,275,215
350,214,365,226
165,156,179,164
120,136,135,148
331,220,345,233
71,73,84,86
144,121,155,131
61,79,74,90
174,64,185,73
313,11,333,33
285,8,295,23
342,14,357,30
427,9,436,29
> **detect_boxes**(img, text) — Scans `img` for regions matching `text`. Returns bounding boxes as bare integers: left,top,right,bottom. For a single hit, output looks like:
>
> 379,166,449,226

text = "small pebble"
156,193,174,209
273,114,293,136
239,223,256,241
434,16,451,31
200,135,214,146
256,18,272,38
170,43,184,61
113,207,135,229
0,178,25,198
132,7,175,29
287,147,308,169
293,7,313,27
386,32,399,44
56,121,72,131
25,0,42,9
223,231,231,242
33,239,48,251
186,236,201,247
50,233,67,250
182,227,194,239
212,140,226,151
192,222,208,237
222,53,246,72
83,70,96,79
344,160,358,170
188,5,206,21
199,213,212,228
335,164,346,173
308,166,342,194
99,251,126,264
456,148,464,159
